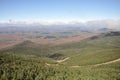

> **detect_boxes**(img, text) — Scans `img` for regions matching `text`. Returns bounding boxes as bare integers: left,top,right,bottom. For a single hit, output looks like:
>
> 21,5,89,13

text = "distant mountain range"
0,20,120,32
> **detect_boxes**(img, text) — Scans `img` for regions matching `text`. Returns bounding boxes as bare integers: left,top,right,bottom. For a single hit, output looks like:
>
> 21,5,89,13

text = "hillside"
52,31,120,66
0,31,120,80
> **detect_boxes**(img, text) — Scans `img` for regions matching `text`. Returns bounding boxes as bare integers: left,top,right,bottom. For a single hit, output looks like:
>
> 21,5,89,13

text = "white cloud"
0,19,120,30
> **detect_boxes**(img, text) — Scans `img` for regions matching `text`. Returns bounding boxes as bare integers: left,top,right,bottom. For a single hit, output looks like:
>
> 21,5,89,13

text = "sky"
0,0,120,23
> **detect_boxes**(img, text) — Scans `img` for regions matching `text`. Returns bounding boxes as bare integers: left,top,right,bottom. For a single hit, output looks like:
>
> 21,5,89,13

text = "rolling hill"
0,31,120,80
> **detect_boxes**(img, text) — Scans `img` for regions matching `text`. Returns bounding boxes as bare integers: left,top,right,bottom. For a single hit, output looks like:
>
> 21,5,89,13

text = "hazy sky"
0,0,120,22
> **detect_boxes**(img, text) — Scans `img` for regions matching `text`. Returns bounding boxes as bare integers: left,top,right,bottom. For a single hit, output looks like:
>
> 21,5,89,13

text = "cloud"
85,19,120,29
0,19,120,30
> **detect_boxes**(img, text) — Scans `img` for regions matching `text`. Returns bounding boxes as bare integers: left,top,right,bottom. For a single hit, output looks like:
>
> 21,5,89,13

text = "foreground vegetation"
0,53,120,80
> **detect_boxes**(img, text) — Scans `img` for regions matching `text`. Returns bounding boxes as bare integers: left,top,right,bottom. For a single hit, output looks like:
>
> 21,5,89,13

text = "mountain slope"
0,31,120,80
52,31,120,66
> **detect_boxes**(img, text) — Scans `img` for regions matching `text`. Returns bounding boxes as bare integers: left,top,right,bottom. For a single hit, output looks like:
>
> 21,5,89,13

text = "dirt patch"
0,34,97,49
93,58,120,66
56,57,70,63
0,35,24,40
28,34,97,45
0,41,22,49
0,34,24,49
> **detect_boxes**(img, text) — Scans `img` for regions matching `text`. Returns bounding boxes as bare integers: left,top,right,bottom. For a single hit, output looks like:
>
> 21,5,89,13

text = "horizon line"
0,19,120,25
